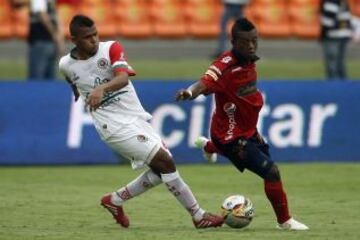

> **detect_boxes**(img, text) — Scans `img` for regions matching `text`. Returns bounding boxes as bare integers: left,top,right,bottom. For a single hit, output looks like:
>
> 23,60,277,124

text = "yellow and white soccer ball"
221,195,255,228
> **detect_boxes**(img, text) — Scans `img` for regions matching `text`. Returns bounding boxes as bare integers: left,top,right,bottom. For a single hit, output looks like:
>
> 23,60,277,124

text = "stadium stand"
185,0,221,38
0,0,14,39
12,4,29,39
79,0,102,7
150,0,188,38
58,3,79,38
243,1,257,24
78,0,117,38
253,0,292,38
289,0,320,39
114,0,153,38
350,0,360,16
2,0,360,40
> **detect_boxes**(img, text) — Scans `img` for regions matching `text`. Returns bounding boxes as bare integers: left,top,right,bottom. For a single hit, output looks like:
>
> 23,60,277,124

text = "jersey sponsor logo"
97,58,109,69
92,77,128,108
223,102,237,141
221,56,232,64
94,77,111,87
223,102,236,114
236,81,257,96
100,90,128,107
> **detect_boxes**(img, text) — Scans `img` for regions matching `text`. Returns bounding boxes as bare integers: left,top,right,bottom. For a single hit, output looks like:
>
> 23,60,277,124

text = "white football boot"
277,218,309,230
194,136,217,163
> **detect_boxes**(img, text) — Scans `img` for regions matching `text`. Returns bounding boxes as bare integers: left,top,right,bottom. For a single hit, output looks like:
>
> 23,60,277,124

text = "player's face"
232,29,258,59
72,25,99,56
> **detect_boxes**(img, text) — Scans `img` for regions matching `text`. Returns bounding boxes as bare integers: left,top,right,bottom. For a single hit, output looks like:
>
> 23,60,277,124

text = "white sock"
161,171,205,221
111,169,162,206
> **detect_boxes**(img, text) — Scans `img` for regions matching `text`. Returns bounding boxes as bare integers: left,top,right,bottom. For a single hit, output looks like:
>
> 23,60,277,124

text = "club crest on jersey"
221,56,232,64
223,102,236,113
137,135,148,142
97,58,109,69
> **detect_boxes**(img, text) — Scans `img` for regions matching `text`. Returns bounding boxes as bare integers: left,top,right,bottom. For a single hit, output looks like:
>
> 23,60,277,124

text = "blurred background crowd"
3,0,360,40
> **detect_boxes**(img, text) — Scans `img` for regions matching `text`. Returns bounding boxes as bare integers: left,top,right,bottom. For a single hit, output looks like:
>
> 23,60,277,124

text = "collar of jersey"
70,47,97,60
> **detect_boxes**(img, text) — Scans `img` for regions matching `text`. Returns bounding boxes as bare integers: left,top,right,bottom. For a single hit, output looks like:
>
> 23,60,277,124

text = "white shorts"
105,118,163,169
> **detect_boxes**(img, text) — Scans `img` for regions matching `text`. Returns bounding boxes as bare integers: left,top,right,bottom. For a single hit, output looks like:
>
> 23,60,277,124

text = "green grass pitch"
1,163,359,240
1,59,360,80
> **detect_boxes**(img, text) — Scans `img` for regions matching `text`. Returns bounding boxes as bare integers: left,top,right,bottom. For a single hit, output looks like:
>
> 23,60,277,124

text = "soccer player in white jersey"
59,15,224,229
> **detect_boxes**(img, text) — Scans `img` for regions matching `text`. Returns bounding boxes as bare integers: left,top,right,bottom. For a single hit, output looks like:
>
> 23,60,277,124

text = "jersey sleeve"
109,41,136,76
58,57,69,79
200,59,229,94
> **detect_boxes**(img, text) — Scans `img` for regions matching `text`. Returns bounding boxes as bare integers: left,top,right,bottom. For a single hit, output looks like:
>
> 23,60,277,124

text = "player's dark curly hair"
231,18,256,40
70,14,94,37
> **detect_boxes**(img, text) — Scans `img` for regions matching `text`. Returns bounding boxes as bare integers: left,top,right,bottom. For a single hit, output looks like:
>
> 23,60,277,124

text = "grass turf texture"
0,163,359,240
1,59,360,80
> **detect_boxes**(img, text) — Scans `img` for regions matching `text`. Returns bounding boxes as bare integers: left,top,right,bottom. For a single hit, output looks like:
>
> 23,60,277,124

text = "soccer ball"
221,195,255,229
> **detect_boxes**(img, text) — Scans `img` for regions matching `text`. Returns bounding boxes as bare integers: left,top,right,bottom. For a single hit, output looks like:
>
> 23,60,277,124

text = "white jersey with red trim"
59,41,152,140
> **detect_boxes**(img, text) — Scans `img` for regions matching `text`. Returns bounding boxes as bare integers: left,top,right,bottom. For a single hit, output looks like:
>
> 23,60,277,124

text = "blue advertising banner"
0,81,359,165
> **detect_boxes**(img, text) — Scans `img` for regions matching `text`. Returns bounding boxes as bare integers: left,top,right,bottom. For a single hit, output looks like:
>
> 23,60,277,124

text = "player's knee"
149,148,176,174
264,164,281,181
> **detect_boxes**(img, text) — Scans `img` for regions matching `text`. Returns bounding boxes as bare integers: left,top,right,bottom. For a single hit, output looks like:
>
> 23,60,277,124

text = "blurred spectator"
320,0,352,80
28,0,64,80
211,0,250,58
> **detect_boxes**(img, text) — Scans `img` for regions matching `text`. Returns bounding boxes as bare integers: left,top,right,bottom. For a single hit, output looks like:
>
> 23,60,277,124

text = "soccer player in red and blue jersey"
176,18,309,230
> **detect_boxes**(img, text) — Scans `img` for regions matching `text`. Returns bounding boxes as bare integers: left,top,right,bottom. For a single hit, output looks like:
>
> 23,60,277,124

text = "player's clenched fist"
86,87,104,111
175,89,193,101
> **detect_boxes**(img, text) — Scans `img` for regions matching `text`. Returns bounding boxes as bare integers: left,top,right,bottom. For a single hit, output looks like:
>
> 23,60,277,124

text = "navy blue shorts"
212,133,274,178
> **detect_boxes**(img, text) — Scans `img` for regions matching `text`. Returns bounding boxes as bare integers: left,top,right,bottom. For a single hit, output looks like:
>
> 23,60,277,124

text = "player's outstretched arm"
175,81,207,101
